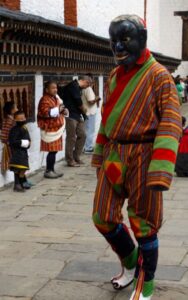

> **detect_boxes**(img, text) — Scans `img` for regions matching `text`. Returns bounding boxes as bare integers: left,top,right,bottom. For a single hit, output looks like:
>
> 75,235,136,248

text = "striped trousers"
93,141,163,238
92,142,161,288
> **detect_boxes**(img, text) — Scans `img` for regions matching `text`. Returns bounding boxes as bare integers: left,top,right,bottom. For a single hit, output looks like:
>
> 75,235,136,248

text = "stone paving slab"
0,154,188,299
161,219,188,236
56,260,188,283
181,254,188,267
1,257,64,278
49,241,108,252
33,280,116,300
152,286,188,300
115,286,188,300
180,269,188,287
0,241,47,267
0,224,76,243
164,200,188,209
158,246,187,265
0,274,48,297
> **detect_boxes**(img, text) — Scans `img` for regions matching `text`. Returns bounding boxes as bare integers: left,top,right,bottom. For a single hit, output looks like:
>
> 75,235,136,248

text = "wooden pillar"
64,0,77,27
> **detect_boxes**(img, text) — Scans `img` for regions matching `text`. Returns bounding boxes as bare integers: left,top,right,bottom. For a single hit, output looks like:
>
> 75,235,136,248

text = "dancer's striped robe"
92,52,182,236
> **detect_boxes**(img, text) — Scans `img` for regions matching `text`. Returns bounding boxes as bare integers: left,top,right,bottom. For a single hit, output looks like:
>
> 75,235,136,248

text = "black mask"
16,121,26,127
109,18,147,67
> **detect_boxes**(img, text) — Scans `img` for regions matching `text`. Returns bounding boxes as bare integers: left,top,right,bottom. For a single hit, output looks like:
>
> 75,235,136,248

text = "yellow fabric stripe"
9,164,28,169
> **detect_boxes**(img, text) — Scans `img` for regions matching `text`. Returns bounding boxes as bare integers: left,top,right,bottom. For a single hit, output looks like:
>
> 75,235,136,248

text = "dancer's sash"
102,56,157,137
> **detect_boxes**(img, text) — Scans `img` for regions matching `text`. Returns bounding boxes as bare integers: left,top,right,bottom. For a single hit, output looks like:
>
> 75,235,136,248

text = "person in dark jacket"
58,76,90,167
9,111,31,192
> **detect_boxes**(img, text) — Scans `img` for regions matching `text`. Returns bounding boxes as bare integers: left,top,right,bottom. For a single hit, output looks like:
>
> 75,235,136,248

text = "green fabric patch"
133,278,154,297
105,56,156,136
153,137,179,153
123,247,138,270
92,212,116,231
128,208,152,237
112,183,122,194
109,73,117,93
106,149,120,162
140,219,153,237
94,144,104,155
148,159,175,173
98,123,106,134
143,280,155,297
128,207,136,218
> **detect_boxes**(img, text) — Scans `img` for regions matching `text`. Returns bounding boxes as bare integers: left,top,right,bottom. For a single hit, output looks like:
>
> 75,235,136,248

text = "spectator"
185,76,188,102
175,77,183,105
175,116,188,177
59,76,90,167
9,111,31,192
82,74,101,153
180,78,186,103
37,81,68,178
0,101,18,173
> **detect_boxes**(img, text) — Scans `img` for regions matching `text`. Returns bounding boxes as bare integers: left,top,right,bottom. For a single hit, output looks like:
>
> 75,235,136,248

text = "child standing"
9,111,31,192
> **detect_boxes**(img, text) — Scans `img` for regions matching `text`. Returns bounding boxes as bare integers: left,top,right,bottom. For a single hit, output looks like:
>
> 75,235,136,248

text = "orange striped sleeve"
147,70,182,190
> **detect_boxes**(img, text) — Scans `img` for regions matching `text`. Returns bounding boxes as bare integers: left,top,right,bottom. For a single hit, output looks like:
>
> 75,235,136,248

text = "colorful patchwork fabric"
92,212,116,235
133,278,154,298
92,53,182,190
92,122,109,167
128,208,156,238
93,141,163,230
122,247,138,270
103,149,127,194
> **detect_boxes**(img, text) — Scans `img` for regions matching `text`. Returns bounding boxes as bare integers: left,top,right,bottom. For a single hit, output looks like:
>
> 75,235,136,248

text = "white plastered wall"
21,0,64,23
77,0,144,38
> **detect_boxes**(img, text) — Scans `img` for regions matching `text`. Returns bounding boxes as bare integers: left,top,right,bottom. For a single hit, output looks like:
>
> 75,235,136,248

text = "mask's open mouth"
115,53,129,61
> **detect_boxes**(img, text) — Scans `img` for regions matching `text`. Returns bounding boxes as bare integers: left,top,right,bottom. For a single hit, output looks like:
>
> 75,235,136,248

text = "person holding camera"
82,74,101,154
59,76,90,167
37,81,68,178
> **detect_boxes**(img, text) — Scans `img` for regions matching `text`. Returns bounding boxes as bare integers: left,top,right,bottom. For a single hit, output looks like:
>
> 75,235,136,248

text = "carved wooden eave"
0,7,114,74
0,7,181,74
152,52,181,73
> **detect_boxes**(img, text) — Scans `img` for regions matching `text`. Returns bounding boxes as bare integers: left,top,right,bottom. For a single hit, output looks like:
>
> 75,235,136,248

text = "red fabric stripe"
178,130,188,153
102,66,139,126
102,49,151,126
96,134,109,145
152,148,176,163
